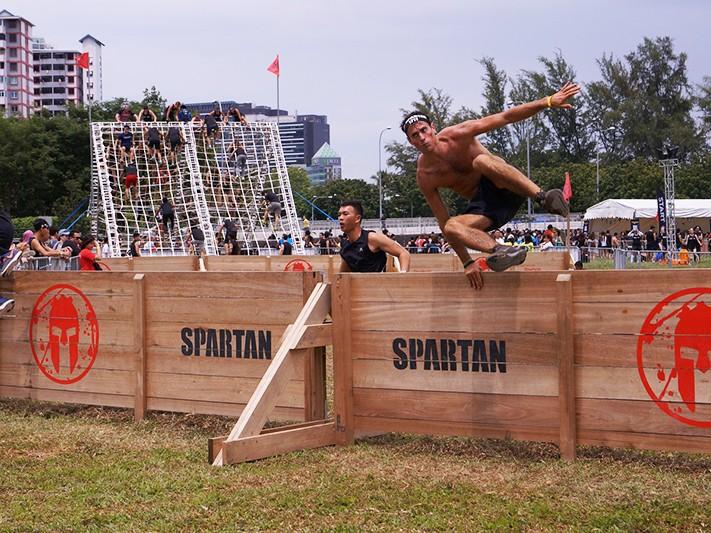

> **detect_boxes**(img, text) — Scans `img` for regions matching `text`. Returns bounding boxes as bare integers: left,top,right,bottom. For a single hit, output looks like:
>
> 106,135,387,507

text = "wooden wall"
397,251,570,273
0,271,322,422
332,270,711,455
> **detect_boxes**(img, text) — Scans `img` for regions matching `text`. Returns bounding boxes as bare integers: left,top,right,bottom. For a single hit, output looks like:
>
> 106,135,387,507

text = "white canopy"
585,199,711,220
583,199,711,234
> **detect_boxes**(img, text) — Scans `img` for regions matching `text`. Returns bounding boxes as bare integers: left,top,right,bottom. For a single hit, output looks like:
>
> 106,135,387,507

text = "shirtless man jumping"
402,81,580,289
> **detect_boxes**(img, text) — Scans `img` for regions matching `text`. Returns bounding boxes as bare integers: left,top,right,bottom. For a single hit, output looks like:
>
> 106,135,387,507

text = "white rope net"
90,121,302,257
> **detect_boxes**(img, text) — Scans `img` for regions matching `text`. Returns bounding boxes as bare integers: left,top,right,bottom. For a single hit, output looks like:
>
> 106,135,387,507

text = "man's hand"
464,260,484,290
550,81,581,109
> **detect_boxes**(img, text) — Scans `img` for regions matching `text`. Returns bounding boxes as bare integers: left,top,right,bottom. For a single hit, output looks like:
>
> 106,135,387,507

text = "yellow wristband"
547,95,552,108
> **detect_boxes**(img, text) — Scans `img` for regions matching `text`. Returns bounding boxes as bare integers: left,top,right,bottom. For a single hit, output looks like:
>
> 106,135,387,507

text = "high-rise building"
31,38,84,115
0,10,34,118
79,34,103,104
307,143,342,185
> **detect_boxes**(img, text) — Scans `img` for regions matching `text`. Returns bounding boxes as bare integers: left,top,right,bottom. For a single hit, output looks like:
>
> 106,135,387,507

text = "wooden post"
303,273,326,421
556,273,576,460
331,274,354,444
133,273,147,421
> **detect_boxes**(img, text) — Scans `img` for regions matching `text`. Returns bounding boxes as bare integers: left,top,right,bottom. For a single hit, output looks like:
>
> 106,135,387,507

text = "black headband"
401,113,431,133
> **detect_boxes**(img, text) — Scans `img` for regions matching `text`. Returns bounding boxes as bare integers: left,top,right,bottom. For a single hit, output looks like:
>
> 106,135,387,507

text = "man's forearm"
502,98,548,124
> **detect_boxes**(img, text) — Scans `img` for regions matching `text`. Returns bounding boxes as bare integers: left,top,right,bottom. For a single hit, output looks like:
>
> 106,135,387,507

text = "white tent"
584,199,711,234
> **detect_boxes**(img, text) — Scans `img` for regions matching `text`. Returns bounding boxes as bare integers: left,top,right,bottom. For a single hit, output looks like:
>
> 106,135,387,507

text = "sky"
7,0,711,181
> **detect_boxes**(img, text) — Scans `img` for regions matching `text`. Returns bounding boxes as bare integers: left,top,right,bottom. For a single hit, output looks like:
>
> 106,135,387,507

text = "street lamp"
311,195,334,221
596,126,617,202
378,126,392,229
506,102,531,219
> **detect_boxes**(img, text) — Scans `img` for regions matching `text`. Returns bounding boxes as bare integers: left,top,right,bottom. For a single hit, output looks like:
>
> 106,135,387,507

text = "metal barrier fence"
16,256,80,271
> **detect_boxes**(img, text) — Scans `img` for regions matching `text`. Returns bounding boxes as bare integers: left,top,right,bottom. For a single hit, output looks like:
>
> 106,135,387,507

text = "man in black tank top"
338,200,410,273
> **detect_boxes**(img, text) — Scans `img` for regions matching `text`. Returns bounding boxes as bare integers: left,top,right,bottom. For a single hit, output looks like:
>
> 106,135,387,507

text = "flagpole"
276,74,280,124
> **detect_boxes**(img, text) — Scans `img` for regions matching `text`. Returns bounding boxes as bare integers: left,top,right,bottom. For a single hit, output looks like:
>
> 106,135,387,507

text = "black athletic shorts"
148,140,160,149
463,176,526,231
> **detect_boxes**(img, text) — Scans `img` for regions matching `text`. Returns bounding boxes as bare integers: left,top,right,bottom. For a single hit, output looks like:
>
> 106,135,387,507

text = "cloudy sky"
8,0,711,180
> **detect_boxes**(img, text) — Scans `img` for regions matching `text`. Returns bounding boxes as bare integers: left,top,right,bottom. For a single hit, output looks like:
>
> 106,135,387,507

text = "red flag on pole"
76,52,89,70
267,54,280,77
563,172,573,202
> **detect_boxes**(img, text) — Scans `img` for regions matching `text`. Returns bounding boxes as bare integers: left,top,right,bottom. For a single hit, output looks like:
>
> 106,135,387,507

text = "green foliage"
286,166,313,217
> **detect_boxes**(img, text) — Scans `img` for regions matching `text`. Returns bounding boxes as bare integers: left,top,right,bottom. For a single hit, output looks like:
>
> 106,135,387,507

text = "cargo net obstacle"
89,121,303,257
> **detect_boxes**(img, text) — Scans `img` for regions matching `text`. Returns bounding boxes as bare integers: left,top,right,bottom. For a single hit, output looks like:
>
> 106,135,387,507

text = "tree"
527,51,595,163
141,86,167,116
477,57,511,159
286,166,313,218
588,36,702,161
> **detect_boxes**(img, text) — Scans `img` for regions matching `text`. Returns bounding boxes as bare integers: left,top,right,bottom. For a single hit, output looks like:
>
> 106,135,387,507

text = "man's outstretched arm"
369,232,411,272
451,81,581,138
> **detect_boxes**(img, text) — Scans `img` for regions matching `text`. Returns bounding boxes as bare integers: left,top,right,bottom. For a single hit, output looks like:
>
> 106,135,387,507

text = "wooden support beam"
221,421,337,464
212,282,332,466
332,274,354,445
294,324,332,349
556,273,576,460
133,274,147,421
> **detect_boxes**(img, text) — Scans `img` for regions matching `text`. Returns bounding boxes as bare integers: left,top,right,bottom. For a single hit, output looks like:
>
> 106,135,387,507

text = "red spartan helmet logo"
674,302,711,412
48,294,80,374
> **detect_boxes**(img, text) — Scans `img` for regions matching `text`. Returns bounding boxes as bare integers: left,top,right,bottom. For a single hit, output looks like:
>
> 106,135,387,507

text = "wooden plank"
1,342,137,371
556,273,576,461
10,271,138,295
0,318,134,345
405,252,569,273
146,372,305,407
9,293,135,322
575,333,675,368
351,332,558,366
348,272,560,303
145,297,303,324
146,397,303,420
572,270,711,303
577,366,711,402
577,429,711,454
349,300,557,334
294,324,333,349
221,421,337,464
354,416,559,443
577,398,711,437
0,364,133,396
128,257,197,272
25,387,133,409
353,388,559,428
204,256,271,272
133,274,147,422
352,360,558,396
142,272,306,299
332,274,354,445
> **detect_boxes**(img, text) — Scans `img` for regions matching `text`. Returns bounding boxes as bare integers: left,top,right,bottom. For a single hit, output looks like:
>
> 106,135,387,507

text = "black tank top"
339,230,386,272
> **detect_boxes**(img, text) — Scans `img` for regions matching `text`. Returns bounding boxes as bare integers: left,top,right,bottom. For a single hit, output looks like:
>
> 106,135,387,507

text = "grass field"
1,399,709,532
